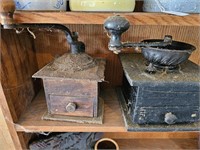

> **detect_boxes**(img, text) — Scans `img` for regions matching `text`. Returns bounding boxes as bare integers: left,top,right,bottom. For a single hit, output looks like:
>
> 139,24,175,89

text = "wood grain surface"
0,107,16,150
11,12,200,26
103,132,199,139
15,89,125,132
0,84,22,149
114,139,198,149
1,30,39,122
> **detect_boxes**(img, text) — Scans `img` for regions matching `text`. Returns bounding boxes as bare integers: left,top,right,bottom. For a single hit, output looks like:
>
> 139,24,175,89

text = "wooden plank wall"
1,30,40,122
1,29,41,149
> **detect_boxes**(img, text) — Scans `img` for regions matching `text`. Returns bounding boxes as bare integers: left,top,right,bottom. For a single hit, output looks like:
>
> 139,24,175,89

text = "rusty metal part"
141,39,196,73
123,35,173,48
6,24,85,54
0,1,85,54
103,15,173,53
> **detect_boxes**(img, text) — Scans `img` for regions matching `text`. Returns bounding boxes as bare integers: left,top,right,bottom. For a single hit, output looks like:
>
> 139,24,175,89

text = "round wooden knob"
164,112,177,125
66,102,76,112
0,0,15,28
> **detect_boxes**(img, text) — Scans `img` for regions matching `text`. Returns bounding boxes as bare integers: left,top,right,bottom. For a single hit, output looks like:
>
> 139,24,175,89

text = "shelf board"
15,88,200,132
115,139,198,149
15,88,126,132
12,12,200,26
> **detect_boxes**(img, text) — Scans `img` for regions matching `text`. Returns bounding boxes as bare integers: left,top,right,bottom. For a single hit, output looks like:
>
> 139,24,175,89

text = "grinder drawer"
48,95,94,117
133,106,199,124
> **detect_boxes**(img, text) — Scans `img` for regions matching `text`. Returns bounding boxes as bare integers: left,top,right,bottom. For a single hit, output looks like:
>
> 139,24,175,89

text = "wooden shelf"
14,87,200,132
15,88,126,132
12,12,200,26
115,139,198,149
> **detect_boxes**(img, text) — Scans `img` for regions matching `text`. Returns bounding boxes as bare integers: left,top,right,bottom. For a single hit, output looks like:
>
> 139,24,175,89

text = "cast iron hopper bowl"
141,39,196,73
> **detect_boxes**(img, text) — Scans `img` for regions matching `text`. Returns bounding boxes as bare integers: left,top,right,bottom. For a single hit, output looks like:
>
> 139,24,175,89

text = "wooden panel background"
1,30,40,122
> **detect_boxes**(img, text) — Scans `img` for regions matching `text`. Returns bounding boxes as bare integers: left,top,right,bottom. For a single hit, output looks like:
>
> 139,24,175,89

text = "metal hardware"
0,1,85,54
66,102,77,112
104,15,196,73
164,112,177,125
103,15,173,54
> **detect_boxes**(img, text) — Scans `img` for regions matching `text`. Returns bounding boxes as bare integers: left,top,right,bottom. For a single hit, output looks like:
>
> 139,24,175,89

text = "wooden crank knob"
0,0,15,28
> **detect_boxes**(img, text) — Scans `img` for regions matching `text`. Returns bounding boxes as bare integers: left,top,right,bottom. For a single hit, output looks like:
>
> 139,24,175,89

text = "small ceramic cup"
94,138,119,150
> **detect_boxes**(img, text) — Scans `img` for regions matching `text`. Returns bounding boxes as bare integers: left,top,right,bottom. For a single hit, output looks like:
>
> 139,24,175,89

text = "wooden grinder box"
120,53,200,125
33,53,106,123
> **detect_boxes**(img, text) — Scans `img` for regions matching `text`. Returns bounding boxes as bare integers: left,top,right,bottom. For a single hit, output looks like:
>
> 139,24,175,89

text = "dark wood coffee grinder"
32,45,105,124
104,15,200,131
0,1,105,124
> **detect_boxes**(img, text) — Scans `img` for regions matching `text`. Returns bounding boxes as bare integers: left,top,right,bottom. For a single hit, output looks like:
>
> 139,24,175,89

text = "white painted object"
14,0,67,11
69,0,135,12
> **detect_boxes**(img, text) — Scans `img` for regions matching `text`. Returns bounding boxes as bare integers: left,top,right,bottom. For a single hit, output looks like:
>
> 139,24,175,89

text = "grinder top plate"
120,53,200,86
33,53,106,82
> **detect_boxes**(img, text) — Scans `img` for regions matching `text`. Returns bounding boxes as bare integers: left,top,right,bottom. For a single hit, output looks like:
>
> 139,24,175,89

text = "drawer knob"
164,112,177,125
66,102,76,112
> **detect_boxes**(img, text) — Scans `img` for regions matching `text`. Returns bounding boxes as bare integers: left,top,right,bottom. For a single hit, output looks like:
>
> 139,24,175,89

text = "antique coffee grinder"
32,42,105,124
104,16,200,131
0,1,105,124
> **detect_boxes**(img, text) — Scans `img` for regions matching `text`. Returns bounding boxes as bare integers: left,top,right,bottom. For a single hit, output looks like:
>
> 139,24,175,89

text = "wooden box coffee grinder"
32,30,106,124
104,15,200,131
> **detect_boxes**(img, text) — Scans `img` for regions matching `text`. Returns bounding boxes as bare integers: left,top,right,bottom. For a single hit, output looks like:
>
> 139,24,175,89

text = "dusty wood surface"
42,79,98,117
8,12,200,26
14,88,200,134
42,98,104,124
117,88,200,131
47,95,94,117
1,30,39,122
33,56,106,81
120,54,200,84
15,89,125,132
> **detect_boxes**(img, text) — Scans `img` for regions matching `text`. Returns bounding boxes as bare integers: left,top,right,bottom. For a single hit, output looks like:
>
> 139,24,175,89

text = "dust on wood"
33,53,106,82
42,98,104,124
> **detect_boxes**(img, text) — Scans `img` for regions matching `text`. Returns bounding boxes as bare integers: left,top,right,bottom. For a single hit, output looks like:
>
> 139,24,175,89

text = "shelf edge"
5,12,199,26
